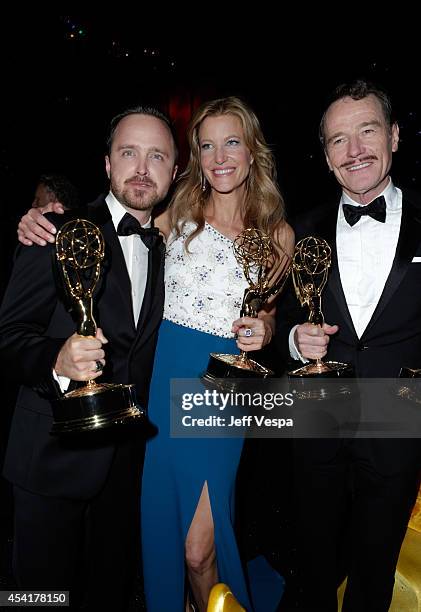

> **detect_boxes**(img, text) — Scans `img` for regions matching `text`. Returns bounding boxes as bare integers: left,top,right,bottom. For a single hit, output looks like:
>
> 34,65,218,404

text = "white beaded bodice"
163,222,249,338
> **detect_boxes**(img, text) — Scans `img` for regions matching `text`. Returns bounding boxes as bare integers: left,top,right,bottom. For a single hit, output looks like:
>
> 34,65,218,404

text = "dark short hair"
319,79,395,147
38,174,80,209
106,105,178,161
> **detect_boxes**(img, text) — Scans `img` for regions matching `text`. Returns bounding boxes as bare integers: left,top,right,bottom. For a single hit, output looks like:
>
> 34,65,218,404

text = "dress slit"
141,320,283,611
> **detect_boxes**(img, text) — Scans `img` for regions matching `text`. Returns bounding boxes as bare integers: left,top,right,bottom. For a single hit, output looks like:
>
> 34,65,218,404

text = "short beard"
110,177,161,213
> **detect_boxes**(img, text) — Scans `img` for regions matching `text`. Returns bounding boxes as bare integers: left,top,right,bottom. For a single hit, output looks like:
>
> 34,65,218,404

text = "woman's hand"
232,314,274,352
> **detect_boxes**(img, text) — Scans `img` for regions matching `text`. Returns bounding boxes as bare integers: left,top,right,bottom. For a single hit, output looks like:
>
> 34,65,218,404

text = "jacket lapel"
361,193,421,338
134,238,165,340
86,197,135,330
313,206,358,339
75,197,165,345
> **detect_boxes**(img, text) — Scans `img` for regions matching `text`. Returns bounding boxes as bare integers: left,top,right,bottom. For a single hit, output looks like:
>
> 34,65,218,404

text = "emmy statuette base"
288,361,355,401
202,352,274,386
397,366,421,405
51,382,146,435
289,360,353,378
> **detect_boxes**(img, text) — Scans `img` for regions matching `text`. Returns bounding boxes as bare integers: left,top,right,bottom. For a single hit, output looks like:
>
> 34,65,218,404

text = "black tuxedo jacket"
0,196,165,499
277,187,421,377
276,187,421,474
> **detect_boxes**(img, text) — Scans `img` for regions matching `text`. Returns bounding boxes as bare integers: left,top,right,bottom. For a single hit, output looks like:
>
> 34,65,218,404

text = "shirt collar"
340,178,401,213
105,191,152,230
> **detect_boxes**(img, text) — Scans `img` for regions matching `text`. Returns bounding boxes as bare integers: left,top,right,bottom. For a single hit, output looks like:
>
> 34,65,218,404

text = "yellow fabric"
207,583,246,612
409,486,421,533
339,527,421,611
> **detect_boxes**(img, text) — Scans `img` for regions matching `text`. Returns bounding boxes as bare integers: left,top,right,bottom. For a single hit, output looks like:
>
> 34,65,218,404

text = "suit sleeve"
274,208,314,370
0,241,68,396
274,274,309,370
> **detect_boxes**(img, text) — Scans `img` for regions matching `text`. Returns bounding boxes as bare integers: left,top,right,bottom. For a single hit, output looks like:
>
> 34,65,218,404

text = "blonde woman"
143,97,294,611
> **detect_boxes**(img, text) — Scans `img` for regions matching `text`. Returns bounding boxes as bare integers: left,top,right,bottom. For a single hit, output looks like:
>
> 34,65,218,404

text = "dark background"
0,15,420,598
1,19,420,229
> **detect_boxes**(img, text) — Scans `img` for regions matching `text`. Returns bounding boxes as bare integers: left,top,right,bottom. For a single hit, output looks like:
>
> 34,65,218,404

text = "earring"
201,172,207,192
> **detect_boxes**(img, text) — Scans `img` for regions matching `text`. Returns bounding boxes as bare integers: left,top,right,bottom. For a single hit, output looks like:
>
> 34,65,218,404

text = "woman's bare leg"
185,483,218,611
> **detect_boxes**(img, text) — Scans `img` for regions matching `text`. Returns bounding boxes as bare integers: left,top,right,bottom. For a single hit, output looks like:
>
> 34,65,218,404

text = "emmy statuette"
288,236,353,379
203,228,291,382
51,218,146,435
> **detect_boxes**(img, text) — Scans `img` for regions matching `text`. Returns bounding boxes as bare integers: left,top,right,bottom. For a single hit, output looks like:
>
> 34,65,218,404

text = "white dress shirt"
289,179,402,360
106,192,150,324
55,192,150,391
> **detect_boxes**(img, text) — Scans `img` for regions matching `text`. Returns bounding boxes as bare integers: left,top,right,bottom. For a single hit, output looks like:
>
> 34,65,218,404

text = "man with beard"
276,81,421,611
0,106,177,610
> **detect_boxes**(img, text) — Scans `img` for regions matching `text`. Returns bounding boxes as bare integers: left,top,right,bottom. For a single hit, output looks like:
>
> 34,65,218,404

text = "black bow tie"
342,196,386,227
117,213,161,249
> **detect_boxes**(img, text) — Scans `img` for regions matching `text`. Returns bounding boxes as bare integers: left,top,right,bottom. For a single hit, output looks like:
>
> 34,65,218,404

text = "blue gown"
141,223,283,611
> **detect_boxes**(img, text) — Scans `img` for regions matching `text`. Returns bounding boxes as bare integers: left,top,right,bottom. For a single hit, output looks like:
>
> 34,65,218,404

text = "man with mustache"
0,106,177,610
277,80,421,612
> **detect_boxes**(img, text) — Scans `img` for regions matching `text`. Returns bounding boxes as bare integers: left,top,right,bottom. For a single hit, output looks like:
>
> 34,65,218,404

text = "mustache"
341,155,378,169
125,176,156,188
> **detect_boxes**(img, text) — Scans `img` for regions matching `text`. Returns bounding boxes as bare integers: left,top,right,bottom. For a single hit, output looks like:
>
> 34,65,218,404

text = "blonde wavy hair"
169,96,286,252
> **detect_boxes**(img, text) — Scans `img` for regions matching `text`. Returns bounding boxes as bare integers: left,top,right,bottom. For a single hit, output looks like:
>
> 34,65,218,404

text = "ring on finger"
244,327,254,338
95,360,103,372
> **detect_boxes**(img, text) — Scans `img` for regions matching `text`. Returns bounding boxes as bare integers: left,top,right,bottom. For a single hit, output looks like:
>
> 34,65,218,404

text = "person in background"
32,173,80,210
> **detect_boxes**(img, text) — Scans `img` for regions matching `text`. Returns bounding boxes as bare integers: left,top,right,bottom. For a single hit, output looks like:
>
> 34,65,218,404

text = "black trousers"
279,438,420,612
12,440,143,611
